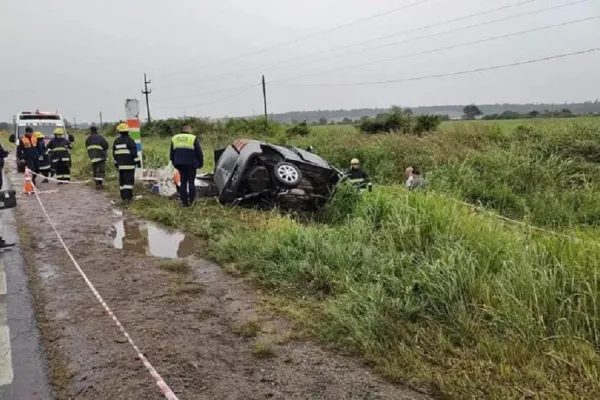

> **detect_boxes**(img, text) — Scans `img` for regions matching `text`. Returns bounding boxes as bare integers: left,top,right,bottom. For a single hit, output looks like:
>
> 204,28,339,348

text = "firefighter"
85,125,109,189
0,142,9,190
170,124,203,207
34,131,51,183
47,128,72,183
17,127,40,185
347,158,370,181
113,123,140,201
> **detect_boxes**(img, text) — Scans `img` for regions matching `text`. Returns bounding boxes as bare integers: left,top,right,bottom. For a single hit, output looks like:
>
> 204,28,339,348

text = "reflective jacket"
113,133,139,170
36,138,51,171
17,135,39,161
170,133,203,169
85,133,109,163
47,137,72,165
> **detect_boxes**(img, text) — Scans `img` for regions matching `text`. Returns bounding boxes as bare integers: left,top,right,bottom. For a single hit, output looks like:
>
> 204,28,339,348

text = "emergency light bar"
20,111,57,116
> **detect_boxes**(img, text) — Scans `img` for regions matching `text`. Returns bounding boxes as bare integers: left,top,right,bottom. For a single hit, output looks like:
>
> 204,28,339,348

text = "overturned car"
199,139,343,210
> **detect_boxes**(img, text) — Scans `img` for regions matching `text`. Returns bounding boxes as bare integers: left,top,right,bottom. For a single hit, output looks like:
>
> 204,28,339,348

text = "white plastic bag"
156,164,177,197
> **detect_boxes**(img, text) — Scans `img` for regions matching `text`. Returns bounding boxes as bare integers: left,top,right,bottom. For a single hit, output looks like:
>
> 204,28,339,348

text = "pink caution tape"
30,182,179,399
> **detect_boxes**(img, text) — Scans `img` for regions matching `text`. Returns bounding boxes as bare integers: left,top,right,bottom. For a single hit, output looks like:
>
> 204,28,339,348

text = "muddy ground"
12,173,426,400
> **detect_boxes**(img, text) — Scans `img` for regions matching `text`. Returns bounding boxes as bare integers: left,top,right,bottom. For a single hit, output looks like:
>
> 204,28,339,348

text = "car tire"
273,162,302,188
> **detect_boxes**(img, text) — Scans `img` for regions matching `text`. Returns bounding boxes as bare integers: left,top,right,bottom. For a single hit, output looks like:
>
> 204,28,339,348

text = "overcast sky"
1,0,599,123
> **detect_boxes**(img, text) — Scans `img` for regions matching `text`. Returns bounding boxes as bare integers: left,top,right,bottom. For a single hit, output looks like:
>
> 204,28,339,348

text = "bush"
413,114,441,135
286,121,310,137
223,118,281,138
143,118,214,138
359,106,412,134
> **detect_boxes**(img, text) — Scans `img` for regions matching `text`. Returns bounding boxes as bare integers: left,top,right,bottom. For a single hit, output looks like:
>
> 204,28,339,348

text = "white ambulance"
9,110,70,172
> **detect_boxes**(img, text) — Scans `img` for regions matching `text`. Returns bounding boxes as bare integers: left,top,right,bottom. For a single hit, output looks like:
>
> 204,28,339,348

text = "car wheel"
273,162,302,188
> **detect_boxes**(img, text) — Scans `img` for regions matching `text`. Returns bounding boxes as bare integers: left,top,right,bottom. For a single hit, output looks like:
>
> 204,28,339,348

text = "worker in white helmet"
347,158,370,181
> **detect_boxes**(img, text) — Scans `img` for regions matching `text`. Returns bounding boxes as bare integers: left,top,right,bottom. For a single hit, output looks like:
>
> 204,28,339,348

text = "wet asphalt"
0,170,53,399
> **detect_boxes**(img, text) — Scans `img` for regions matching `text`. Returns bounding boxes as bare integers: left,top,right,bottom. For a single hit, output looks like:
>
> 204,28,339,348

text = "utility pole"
142,73,152,123
73,117,77,129
12,115,16,134
99,111,103,128
262,75,268,122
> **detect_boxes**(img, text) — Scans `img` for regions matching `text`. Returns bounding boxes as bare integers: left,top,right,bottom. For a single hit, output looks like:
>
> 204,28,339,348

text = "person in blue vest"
170,124,203,207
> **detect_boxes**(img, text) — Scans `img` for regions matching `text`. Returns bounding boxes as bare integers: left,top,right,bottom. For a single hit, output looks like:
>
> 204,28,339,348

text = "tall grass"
212,189,600,397
69,118,600,398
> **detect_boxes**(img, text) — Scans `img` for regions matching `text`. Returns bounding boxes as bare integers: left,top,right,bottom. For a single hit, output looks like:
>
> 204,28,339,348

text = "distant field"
69,118,600,398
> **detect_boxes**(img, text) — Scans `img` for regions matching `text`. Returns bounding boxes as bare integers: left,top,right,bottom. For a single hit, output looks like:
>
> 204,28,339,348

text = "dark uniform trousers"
92,161,106,186
119,169,135,200
48,137,72,183
54,161,71,182
26,159,39,184
113,134,139,201
176,165,197,206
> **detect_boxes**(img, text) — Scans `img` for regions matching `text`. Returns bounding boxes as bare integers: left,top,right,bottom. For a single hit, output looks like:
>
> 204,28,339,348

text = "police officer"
47,128,72,183
34,131,51,183
113,123,140,201
170,124,203,207
85,125,109,189
17,127,39,185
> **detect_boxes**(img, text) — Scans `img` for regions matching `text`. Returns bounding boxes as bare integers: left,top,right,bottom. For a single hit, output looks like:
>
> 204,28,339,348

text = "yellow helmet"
34,131,44,139
53,127,65,136
116,123,130,133
350,158,360,165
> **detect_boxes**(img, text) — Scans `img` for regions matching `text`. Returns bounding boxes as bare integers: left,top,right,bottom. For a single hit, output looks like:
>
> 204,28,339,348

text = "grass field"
67,118,600,398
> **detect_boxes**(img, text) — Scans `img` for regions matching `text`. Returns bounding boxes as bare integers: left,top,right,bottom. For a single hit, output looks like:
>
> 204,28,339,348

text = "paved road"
0,170,52,399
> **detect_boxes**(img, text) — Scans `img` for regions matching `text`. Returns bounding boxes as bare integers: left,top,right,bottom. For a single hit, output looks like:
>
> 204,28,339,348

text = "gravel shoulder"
12,173,426,400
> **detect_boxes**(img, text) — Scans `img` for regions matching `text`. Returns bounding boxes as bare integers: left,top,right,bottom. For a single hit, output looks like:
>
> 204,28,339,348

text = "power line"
159,0,588,92
152,83,259,103
270,47,600,87
151,0,589,101
153,0,436,79
155,85,260,111
162,0,539,87
271,15,600,84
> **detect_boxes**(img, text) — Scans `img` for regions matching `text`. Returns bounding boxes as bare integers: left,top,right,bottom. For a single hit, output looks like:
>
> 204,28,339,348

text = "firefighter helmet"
116,123,130,133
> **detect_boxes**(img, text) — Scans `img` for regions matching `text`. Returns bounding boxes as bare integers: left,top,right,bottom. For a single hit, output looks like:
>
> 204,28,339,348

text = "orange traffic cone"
22,167,35,196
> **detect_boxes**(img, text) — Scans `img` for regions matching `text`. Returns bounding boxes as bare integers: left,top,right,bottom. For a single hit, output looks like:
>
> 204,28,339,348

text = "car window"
18,125,60,138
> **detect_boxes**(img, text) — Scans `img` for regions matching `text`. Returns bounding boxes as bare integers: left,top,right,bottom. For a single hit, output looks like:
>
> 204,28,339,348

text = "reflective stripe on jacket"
113,134,139,170
37,139,51,170
17,136,39,161
85,133,109,163
47,137,72,164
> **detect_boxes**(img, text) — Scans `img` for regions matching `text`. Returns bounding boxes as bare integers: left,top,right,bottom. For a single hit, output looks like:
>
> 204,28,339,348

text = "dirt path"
12,174,426,399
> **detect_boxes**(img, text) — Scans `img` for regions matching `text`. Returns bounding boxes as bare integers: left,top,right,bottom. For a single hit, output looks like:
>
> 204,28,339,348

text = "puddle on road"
110,220,195,259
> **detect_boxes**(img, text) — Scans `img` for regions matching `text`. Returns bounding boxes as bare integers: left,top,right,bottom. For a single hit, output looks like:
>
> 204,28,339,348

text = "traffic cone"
22,168,34,196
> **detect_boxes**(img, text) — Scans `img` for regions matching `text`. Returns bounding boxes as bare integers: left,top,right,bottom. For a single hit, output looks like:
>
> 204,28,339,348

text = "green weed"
234,319,261,338
252,340,275,358
68,118,600,398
